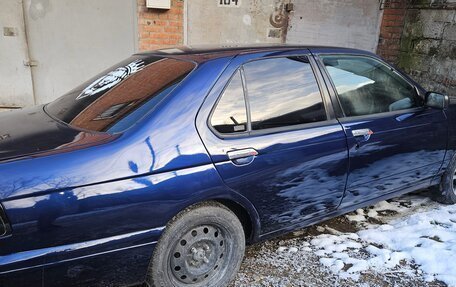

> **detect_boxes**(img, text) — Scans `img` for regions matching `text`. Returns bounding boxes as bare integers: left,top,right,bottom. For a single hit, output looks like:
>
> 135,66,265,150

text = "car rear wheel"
434,154,456,204
148,202,245,287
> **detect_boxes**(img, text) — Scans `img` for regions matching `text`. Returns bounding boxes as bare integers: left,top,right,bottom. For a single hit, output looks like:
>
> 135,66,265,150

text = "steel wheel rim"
169,224,229,284
452,170,456,193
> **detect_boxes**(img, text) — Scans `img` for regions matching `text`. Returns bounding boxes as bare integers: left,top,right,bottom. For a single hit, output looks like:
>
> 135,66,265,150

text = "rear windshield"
45,56,196,133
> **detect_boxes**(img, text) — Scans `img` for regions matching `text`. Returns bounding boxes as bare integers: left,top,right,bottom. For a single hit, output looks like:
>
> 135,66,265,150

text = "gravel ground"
230,190,452,287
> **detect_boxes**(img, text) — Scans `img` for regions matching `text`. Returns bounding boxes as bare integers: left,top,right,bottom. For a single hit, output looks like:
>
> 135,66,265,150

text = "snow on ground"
232,191,456,287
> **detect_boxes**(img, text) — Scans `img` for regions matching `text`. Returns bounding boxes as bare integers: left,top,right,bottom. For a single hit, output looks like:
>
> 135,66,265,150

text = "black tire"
434,154,456,204
147,202,245,287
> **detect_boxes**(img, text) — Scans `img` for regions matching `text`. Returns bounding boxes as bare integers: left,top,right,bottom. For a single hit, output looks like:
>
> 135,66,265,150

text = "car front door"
197,54,349,236
317,54,447,207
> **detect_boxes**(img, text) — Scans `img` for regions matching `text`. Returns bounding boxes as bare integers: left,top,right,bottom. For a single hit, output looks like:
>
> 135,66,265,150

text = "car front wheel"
148,202,245,287
434,154,456,204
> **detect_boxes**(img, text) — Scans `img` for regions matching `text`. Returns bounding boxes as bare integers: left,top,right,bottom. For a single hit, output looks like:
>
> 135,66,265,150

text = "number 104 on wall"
218,0,241,7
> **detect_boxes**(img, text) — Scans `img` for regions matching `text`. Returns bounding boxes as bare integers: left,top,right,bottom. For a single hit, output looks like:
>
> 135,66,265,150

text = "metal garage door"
0,0,138,107
0,0,35,108
286,0,383,52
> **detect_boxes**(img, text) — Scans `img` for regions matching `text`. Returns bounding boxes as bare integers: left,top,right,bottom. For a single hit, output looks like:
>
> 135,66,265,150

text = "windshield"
45,55,196,133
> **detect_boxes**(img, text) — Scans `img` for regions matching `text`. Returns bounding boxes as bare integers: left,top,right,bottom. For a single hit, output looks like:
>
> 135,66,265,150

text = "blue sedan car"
0,45,454,287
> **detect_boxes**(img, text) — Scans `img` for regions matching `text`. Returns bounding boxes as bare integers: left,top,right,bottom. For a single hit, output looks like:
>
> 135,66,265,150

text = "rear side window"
321,55,422,117
211,71,248,134
243,57,327,130
210,56,327,135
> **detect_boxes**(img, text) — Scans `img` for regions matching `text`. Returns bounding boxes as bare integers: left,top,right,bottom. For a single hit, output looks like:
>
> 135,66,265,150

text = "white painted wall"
0,0,35,107
287,0,383,52
22,0,138,104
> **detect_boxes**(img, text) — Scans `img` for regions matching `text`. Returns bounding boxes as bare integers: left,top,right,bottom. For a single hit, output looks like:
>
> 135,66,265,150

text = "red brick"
169,7,183,14
377,5,407,64
164,26,180,33
381,26,403,34
142,38,161,45
167,13,181,20
168,20,181,26
384,8,406,16
152,32,170,39
382,14,405,22
140,31,150,38
137,0,187,51
142,25,164,33
168,33,181,39
382,20,404,27
158,13,169,20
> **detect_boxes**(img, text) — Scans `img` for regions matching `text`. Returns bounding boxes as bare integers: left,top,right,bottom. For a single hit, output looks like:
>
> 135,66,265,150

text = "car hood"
0,106,112,162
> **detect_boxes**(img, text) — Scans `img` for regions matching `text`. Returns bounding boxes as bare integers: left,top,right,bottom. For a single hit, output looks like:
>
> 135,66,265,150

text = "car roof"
135,44,375,62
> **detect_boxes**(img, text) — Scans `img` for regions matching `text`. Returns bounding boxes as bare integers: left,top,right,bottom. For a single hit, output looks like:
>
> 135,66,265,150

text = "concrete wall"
287,0,383,52
0,0,35,107
187,0,285,45
22,0,138,104
398,1,456,96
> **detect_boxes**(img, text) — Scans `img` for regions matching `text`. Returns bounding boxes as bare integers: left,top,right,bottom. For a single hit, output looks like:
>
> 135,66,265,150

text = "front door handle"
352,128,374,137
227,148,258,166
352,128,374,145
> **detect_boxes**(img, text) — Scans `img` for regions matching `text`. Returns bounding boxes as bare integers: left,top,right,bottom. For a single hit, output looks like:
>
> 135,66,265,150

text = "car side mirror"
425,92,448,110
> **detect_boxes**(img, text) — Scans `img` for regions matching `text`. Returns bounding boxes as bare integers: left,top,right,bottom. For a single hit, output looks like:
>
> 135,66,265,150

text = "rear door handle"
227,148,258,166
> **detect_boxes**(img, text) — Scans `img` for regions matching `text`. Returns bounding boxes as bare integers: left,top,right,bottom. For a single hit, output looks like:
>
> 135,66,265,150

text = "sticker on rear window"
76,59,145,100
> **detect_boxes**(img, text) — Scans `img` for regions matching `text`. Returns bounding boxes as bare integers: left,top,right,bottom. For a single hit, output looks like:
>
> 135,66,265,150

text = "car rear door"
197,53,349,236
0,204,43,287
315,53,447,207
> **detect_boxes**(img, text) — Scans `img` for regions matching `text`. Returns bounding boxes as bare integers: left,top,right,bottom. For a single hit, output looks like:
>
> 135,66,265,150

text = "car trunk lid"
0,105,112,162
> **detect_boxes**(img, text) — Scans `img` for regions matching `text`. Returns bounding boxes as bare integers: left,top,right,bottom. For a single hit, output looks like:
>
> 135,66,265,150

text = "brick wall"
377,0,408,64
137,0,184,51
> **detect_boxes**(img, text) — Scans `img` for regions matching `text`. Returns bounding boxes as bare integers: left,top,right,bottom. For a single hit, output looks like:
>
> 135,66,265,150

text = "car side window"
321,55,422,117
243,56,327,130
210,71,248,134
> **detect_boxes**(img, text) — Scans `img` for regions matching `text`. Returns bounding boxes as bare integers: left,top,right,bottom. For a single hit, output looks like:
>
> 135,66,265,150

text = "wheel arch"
163,193,261,244
213,198,260,244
